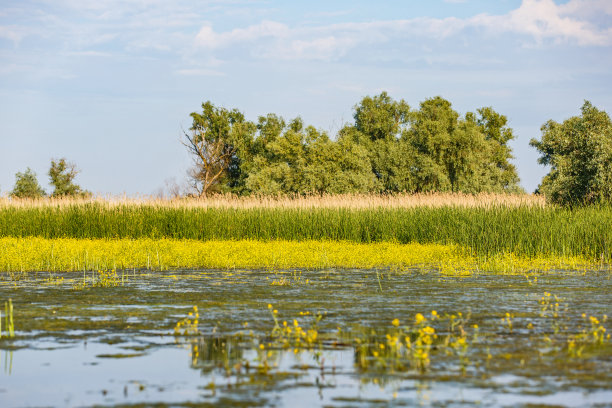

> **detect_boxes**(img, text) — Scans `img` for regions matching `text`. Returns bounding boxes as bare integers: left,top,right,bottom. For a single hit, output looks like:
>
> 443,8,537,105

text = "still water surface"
1,269,611,407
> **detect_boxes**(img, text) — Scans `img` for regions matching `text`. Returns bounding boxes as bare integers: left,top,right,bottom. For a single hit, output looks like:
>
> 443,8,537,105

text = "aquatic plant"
0,237,601,274
174,306,200,336
175,295,611,383
0,200,610,262
567,314,610,357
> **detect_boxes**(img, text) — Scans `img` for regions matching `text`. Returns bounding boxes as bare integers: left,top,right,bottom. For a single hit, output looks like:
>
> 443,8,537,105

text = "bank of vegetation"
1,95,610,273
0,198,610,263
0,237,598,274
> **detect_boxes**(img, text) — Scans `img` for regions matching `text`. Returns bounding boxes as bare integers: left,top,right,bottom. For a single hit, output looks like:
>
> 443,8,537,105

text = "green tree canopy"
340,94,521,194
48,158,88,197
10,168,46,199
353,91,411,142
244,117,377,194
183,94,522,196
473,107,521,192
530,101,612,205
184,101,256,196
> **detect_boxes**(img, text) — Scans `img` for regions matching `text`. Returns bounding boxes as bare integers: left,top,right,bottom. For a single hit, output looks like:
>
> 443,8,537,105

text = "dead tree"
182,101,253,196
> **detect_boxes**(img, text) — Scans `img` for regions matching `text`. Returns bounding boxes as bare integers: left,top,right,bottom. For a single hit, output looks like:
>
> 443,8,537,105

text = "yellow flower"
415,313,426,324
421,326,435,335
391,318,400,327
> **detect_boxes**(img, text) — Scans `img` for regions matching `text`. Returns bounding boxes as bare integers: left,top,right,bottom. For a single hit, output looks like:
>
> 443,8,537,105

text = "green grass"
0,203,610,261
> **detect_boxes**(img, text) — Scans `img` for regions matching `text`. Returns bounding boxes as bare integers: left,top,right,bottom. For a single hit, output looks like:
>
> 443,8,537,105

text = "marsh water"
1,269,611,407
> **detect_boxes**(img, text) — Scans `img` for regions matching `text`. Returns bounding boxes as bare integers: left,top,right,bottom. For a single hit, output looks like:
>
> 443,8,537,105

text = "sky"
1,0,611,195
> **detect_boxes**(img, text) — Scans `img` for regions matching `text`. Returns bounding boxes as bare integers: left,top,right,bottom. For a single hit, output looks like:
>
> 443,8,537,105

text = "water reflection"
0,269,610,407
2,349,13,374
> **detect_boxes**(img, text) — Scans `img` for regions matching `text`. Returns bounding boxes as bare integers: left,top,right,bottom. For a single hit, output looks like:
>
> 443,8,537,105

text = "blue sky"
1,0,611,195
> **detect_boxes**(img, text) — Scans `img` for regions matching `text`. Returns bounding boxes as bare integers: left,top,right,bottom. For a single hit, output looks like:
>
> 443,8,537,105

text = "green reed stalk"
0,203,610,261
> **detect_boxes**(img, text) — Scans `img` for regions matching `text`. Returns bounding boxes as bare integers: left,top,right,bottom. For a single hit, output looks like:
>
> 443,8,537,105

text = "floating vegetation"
0,237,602,275
174,306,200,336
176,296,611,384
1,268,611,406
72,269,126,289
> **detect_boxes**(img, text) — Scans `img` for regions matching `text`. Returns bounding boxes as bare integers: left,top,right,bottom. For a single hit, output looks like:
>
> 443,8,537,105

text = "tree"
181,94,522,196
405,96,458,192
183,101,255,196
530,101,612,205
348,92,412,191
473,107,522,192
353,92,411,142
301,128,378,194
244,116,378,194
334,94,522,194
10,168,46,198
48,158,87,197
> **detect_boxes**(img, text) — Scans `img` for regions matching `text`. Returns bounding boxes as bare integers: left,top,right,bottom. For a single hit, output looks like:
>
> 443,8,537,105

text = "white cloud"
63,51,114,57
4,0,611,70
195,20,290,49
471,0,612,46
285,36,357,60
558,0,612,18
0,25,29,45
191,0,612,62
175,68,226,76
304,10,353,19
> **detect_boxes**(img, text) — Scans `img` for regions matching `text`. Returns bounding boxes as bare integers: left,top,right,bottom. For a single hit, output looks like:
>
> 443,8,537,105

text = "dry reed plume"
0,192,545,209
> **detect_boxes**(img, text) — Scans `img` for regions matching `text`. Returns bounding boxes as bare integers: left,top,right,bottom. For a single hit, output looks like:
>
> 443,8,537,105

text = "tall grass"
0,202,610,261
0,192,544,210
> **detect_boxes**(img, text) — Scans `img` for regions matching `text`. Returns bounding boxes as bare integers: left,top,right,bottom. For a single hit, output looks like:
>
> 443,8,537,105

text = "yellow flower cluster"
0,237,598,274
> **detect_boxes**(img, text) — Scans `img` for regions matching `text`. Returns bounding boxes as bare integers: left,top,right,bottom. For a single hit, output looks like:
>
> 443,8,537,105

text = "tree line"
7,93,612,206
184,93,523,197
8,158,89,199
184,93,611,205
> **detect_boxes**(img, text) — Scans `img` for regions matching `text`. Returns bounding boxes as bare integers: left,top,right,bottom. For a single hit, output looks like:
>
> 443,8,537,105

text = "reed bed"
0,203,609,261
0,192,545,210
0,237,597,274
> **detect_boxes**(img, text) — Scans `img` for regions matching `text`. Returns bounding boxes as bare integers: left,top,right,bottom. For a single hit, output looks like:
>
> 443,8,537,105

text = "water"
1,269,611,407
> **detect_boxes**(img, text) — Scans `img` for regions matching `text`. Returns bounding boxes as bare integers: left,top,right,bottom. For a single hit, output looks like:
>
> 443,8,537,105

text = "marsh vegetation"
1,94,610,406
0,196,610,264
